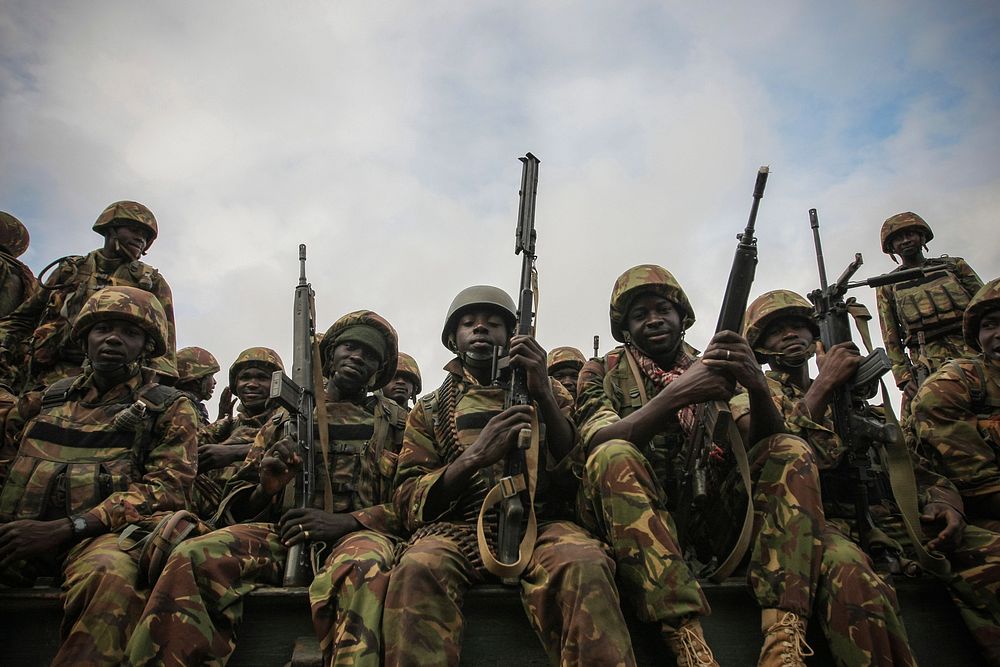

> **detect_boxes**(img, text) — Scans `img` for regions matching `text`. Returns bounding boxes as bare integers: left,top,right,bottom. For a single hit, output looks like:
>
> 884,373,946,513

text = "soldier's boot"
662,619,718,667
758,609,814,667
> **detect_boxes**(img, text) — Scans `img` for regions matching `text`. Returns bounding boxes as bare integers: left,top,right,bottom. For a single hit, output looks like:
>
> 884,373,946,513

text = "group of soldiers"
0,200,998,667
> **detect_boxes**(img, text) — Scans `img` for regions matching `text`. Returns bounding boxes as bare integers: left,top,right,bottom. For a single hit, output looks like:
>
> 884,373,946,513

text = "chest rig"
889,258,975,345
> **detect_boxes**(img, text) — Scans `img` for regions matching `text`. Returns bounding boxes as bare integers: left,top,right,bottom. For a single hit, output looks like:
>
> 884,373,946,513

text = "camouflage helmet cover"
743,289,819,350
880,212,933,254
964,278,1000,352
176,346,221,383
547,346,587,372
395,351,422,394
321,310,399,390
93,201,158,248
609,264,696,342
440,285,518,350
71,286,169,357
0,211,30,257
228,347,284,391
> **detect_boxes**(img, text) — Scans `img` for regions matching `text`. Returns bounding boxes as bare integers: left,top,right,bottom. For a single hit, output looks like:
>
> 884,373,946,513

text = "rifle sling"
476,410,540,580
312,333,335,514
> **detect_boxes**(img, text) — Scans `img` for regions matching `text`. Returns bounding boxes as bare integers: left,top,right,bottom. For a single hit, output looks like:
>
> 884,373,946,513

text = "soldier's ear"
446,334,458,353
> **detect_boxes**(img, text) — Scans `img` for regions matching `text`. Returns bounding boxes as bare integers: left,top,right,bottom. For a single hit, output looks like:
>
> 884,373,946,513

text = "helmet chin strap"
764,341,817,368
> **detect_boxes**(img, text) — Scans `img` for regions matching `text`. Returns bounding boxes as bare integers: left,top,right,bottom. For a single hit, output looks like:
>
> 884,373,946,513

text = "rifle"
493,152,540,579
807,209,924,565
267,244,318,586
593,335,600,359
909,331,930,387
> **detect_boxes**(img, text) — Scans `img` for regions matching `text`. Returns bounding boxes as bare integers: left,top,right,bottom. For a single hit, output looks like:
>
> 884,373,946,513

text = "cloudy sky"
2,1,998,412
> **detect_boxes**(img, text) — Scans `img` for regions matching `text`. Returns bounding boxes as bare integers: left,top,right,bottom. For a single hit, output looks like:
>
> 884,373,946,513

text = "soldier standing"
124,311,409,667
0,212,40,320
190,347,284,520
0,286,197,666
875,212,983,407
546,346,586,401
0,201,177,391
381,351,421,409
383,286,634,667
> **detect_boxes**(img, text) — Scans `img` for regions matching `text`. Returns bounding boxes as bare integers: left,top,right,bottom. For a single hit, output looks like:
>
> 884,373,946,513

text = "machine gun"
807,209,924,563
267,244,318,586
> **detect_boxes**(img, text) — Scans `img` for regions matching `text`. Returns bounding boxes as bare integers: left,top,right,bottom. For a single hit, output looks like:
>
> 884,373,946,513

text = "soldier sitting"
546,346,586,401
172,346,220,427
0,201,178,392
0,286,197,666
381,351,422,409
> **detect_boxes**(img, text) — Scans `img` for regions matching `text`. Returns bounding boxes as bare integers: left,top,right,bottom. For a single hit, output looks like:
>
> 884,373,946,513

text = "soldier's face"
890,229,924,257
453,308,511,358
761,316,815,355
86,319,147,372
198,374,217,402
107,224,151,261
383,373,416,408
626,294,683,358
329,341,381,393
979,309,1000,361
235,367,271,410
549,366,580,399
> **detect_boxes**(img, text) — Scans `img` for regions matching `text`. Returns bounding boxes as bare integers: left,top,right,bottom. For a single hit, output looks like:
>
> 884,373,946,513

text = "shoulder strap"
40,377,77,409
136,383,185,412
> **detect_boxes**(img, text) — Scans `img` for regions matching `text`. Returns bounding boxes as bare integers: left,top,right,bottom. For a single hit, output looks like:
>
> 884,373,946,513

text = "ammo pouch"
893,265,972,343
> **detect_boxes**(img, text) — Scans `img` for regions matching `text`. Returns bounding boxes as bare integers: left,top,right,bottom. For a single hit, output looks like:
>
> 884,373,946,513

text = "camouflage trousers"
382,519,635,667
0,532,148,666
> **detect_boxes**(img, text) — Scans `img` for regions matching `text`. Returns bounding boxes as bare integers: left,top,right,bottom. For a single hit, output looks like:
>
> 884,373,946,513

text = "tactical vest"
31,252,162,367
888,257,975,345
944,357,1000,448
0,378,183,522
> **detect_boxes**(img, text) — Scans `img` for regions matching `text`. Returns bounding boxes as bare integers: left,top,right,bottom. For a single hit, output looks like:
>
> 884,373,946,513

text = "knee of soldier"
764,433,818,469
585,439,643,481
64,541,138,588
392,537,457,585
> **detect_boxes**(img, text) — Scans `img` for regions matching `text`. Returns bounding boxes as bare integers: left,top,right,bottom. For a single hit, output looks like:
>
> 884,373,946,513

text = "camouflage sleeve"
83,395,199,532
153,275,177,366
0,390,41,485
954,257,984,300
544,378,583,480
876,283,910,387
0,274,48,348
200,415,234,445
914,365,1000,498
392,398,449,533
575,357,621,450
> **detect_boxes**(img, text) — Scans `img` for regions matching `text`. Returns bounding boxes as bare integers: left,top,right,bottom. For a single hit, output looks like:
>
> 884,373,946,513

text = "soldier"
546,346,586,400
382,351,421,409
190,347,283,520
383,286,634,667
574,265,829,667
875,212,983,407
125,311,409,667
0,286,197,666
173,346,220,425
0,212,40,319
749,287,1000,665
0,201,177,392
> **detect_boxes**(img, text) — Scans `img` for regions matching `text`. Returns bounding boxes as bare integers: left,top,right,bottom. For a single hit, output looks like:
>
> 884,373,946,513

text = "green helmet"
144,355,180,380
395,351,422,394
0,212,30,258
92,201,159,249
176,347,221,383
880,212,933,254
321,310,399,390
71,286,169,357
547,346,586,373
743,290,819,351
609,264,695,343
964,278,1000,352
228,347,284,391
440,285,517,350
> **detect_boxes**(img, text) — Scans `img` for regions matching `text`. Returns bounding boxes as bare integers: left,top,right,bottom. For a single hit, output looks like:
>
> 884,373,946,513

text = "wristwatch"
69,514,88,538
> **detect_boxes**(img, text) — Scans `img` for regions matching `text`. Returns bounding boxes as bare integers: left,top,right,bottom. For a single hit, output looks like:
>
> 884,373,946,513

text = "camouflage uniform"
384,286,634,667
125,311,409,667
0,286,198,666
0,201,177,391
0,212,40,320
875,212,983,390
174,346,221,427
546,346,586,399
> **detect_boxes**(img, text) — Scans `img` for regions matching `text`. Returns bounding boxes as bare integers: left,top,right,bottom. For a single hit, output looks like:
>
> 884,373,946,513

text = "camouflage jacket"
730,369,962,513
0,253,39,320
0,249,177,387
394,358,579,535
222,393,407,535
875,256,982,387
914,356,1000,500
203,405,279,446
0,370,197,531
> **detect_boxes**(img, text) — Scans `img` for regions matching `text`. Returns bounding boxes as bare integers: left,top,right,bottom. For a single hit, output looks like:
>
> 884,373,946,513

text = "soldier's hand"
217,387,236,421
279,509,360,547
668,358,736,405
199,443,241,472
701,330,766,392
0,519,73,569
459,404,534,469
922,502,965,552
259,437,301,497
509,334,550,399
901,380,919,403
815,342,861,390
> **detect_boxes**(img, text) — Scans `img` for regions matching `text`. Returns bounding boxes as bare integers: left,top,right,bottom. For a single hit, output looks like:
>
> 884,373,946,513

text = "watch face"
72,516,87,533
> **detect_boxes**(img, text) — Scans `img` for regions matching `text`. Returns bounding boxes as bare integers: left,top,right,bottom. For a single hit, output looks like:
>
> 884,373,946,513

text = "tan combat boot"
758,609,814,667
662,618,719,667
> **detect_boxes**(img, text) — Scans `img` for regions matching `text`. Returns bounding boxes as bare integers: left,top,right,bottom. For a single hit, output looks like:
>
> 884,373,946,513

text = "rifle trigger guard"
499,475,524,499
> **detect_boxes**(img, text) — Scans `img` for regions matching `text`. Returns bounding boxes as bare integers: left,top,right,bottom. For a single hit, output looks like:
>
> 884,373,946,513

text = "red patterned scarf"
627,344,698,436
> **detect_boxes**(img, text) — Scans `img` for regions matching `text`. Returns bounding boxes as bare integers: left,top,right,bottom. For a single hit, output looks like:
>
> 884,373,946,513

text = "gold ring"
304,530,310,540
726,350,731,360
